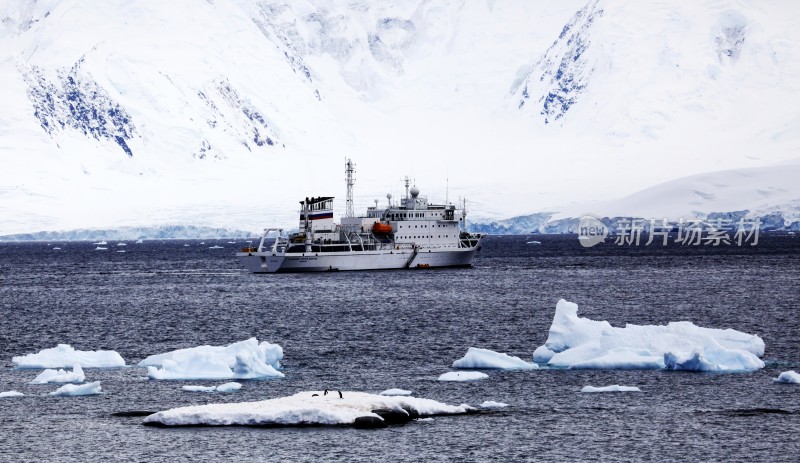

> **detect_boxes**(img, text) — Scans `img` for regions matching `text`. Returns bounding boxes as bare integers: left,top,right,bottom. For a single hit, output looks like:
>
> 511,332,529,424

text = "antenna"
445,177,449,205
345,158,356,218
403,176,410,199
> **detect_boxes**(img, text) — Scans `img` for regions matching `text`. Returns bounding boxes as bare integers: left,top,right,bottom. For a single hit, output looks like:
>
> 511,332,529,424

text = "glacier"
1,1,798,234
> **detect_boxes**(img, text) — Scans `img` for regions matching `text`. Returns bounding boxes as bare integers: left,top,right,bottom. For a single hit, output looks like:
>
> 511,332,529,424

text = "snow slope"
1,1,798,234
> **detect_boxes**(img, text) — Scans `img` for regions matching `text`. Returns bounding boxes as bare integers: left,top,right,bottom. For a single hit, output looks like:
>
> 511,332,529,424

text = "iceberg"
183,382,242,393
438,371,489,382
139,338,284,380
1,391,25,398
143,391,474,427
30,365,85,384
534,300,765,372
452,347,539,370
581,385,642,393
49,381,102,396
774,371,800,384
380,388,413,396
480,401,509,409
13,344,126,369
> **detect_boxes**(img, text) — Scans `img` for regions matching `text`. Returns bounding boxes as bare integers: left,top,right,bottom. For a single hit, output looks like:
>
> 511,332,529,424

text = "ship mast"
345,158,356,218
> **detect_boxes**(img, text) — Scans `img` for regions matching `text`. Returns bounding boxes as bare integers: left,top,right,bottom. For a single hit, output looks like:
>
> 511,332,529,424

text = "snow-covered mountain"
1,0,798,236
472,162,800,234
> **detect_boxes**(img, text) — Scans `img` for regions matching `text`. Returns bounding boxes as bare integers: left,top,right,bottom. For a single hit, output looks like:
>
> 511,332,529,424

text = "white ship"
237,160,484,273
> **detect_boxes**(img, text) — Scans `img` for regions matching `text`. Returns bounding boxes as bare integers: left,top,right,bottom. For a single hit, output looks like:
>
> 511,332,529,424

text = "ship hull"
236,247,478,273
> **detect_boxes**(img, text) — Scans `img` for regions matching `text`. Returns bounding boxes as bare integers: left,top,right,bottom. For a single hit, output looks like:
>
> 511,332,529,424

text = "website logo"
578,216,608,248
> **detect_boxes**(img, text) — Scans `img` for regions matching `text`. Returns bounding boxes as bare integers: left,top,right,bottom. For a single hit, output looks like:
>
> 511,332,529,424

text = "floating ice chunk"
183,382,243,393
453,347,539,370
93,241,107,245
438,371,489,382
209,245,223,249
135,239,144,243
535,299,765,372
117,243,127,246
664,348,765,372
581,385,642,393
1,391,25,398
415,417,435,422
50,381,102,396
140,338,284,380
182,385,217,392
527,241,541,245
480,401,509,409
117,250,126,253
143,391,474,427
774,371,800,384
532,345,556,363
13,344,126,369
216,382,242,393
52,247,61,250
95,247,107,250
380,388,413,396
31,365,85,384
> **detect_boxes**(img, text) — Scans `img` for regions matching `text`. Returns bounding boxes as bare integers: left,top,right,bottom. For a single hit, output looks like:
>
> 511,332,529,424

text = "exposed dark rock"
353,416,387,429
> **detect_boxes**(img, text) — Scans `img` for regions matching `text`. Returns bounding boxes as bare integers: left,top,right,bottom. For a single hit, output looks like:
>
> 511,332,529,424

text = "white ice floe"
216,382,242,393
581,385,642,393
135,239,144,244
143,390,474,427
452,347,539,370
49,381,102,396
139,338,284,380
30,365,85,384
183,385,217,392
415,417,435,422
116,250,126,253
480,401,509,409
52,247,61,250
93,241,107,245
533,299,765,372
527,241,541,245
117,243,127,246
380,388,413,396
183,382,243,393
0,391,25,398
95,247,107,250
774,371,800,384
209,245,223,249
438,371,489,382
13,344,126,369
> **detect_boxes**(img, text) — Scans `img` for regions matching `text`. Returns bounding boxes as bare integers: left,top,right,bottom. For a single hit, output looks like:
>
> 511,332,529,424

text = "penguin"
338,390,343,399
311,394,319,397
324,389,329,396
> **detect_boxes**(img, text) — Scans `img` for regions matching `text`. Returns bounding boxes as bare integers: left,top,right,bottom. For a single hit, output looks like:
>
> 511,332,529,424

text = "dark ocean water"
1,235,799,462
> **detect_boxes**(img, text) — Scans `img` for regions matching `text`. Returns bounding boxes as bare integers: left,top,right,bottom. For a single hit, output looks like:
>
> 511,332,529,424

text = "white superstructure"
236,161,483,273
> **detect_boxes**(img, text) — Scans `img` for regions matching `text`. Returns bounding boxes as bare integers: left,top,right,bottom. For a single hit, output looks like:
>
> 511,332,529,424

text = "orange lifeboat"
371,222,393,234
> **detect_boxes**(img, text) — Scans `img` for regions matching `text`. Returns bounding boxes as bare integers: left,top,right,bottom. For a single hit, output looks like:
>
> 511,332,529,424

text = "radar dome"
410,186,420,198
